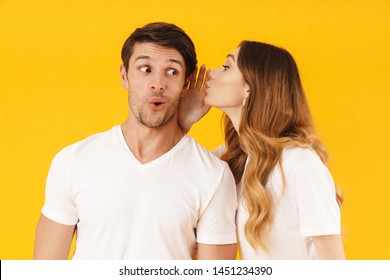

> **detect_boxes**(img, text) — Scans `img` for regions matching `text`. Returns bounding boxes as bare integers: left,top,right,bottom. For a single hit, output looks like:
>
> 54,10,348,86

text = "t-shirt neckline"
114,125,189,169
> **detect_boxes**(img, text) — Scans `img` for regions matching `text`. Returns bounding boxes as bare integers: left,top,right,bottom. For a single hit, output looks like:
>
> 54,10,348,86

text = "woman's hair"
221,41,343,251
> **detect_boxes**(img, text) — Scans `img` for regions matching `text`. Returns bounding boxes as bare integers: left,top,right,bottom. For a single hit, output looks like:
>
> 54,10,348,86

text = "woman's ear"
244,85,250,98
242,87,250,106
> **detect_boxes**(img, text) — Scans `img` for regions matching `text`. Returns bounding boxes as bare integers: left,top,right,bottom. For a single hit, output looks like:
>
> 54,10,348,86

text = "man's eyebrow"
168,59,183,68
135,55,151,61
135,56,183,68
226,54,235,61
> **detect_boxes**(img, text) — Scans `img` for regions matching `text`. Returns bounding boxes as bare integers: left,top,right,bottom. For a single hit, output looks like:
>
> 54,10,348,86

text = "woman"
179,41,345,259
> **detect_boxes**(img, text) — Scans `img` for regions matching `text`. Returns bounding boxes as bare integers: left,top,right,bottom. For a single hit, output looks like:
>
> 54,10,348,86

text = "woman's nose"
208,69,216,80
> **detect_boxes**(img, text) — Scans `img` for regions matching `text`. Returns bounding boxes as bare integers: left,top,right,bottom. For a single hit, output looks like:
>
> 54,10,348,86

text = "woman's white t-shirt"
213,146,341,259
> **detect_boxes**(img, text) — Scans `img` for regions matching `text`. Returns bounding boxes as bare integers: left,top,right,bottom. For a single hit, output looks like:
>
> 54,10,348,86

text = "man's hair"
121,22,197,79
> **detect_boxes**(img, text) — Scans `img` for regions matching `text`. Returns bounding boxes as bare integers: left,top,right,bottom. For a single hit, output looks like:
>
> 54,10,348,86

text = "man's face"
121,42,187,128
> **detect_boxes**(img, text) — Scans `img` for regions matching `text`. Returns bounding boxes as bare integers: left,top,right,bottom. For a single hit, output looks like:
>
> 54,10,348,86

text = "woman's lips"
204,82,210,93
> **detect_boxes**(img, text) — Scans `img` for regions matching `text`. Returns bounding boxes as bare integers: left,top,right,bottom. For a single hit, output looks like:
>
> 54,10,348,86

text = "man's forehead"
131,42,185,65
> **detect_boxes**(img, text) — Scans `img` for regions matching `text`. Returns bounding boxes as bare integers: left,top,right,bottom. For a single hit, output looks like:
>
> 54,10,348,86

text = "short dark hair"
121,22,197,79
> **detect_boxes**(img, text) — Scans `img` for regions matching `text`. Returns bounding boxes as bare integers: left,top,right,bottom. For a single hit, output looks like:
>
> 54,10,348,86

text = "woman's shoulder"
281,147,324,172
283,146,319,159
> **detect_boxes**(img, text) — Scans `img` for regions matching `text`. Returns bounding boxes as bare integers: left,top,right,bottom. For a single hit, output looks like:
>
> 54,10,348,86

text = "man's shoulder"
179,136,234,191
183,136,227,169
54,126,118,160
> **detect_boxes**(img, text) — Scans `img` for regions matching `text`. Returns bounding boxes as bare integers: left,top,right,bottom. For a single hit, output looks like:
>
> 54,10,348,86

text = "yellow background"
1,0,389,259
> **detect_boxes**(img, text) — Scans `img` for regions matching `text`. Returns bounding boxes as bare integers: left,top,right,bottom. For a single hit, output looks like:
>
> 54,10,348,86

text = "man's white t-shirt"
42,126,237,259
213,146,341,259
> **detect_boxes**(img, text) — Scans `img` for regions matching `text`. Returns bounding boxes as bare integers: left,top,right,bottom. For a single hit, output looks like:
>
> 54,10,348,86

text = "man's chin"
138,115,175,129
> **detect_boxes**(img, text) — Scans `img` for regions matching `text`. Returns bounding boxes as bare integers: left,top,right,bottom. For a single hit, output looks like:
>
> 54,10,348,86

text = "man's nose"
150,73,166,92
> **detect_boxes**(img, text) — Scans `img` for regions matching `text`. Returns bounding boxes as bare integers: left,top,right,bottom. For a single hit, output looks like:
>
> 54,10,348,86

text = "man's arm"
33,214,76,259
197,243,237,260
312,234,345,259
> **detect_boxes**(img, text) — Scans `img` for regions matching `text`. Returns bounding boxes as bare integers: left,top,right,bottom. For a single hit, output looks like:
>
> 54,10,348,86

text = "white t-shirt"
213,146,340,259
42,126,237,259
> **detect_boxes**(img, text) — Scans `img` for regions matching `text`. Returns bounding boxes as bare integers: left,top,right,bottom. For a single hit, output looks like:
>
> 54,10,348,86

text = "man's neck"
120,116,185,164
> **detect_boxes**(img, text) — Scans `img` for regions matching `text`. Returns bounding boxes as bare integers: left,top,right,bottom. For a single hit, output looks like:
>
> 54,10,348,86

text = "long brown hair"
221,41,342,251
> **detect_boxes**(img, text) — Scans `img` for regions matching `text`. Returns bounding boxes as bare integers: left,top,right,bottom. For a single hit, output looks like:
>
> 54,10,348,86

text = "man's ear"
120,65,128,90
180,78,190,97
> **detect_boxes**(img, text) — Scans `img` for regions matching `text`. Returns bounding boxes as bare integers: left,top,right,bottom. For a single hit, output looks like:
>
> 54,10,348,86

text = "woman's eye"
140,66,151,73
167,69,177,75
222,65,229,71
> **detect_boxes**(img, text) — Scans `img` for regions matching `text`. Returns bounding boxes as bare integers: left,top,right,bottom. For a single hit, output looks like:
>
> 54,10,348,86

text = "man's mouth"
147,98,166,110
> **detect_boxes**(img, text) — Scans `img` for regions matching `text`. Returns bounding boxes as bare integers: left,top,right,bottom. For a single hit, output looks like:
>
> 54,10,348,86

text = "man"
33,22,237,259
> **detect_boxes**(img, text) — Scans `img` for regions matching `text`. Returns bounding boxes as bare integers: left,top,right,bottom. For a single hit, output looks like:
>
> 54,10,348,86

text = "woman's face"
204,47,249,111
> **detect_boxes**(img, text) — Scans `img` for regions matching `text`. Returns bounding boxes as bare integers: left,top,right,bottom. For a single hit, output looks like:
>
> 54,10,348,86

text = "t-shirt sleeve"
210,145,225,159
196,164,237,245
293,160,341,236
41,147,79,225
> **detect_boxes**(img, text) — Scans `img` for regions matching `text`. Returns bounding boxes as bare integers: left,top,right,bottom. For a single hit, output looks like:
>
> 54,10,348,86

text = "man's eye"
140,66,151,73
167,69,177,75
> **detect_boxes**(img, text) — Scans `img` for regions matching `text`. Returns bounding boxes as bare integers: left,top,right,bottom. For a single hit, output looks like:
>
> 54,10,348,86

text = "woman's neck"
222,106,243,133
